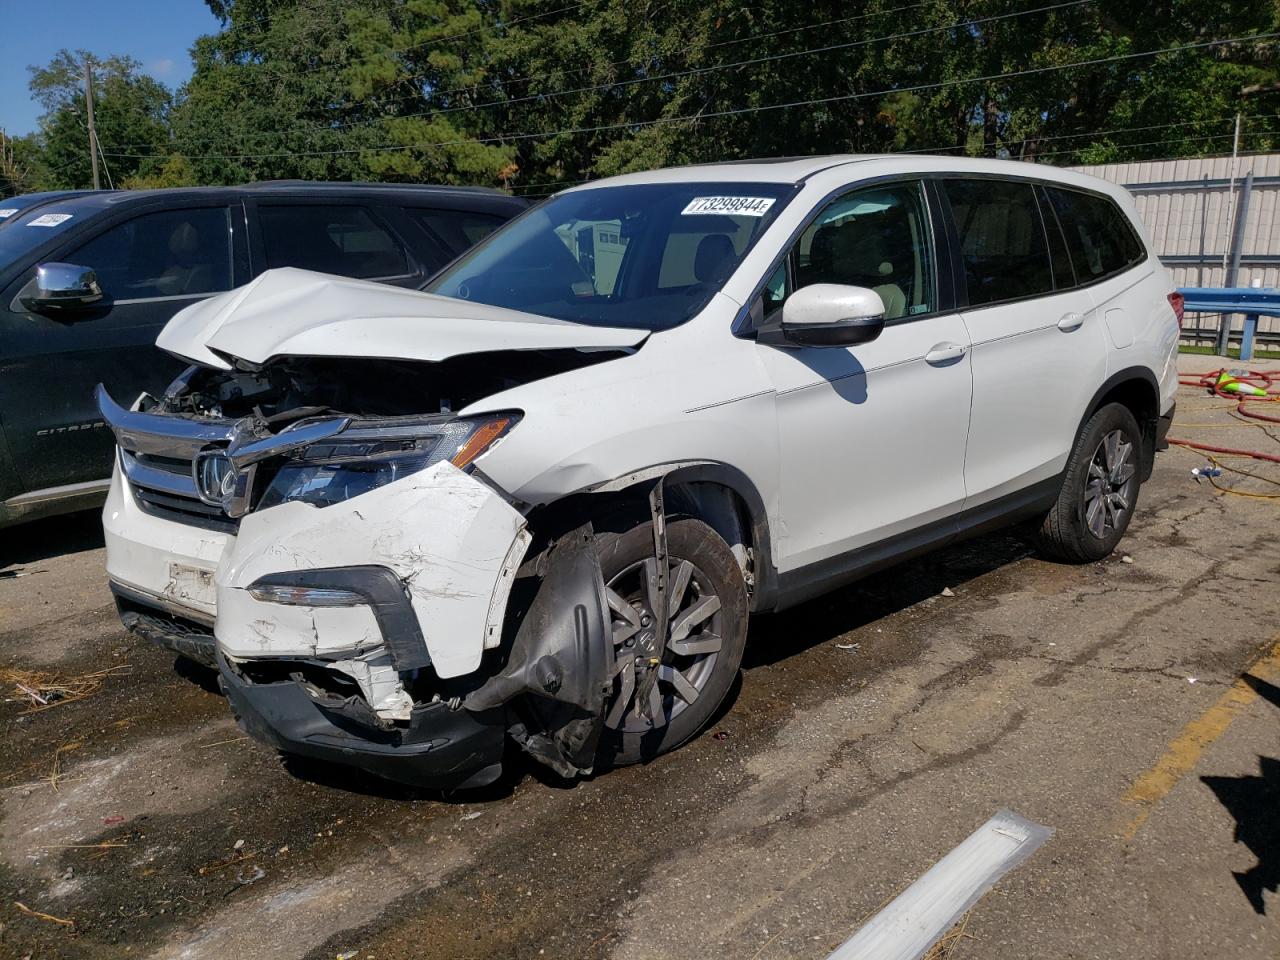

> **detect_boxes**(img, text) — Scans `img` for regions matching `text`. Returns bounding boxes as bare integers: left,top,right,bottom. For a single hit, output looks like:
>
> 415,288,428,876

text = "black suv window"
67,207,232,300
943,179,1053,307
1046,187,1146,282
407,208,505,260
259,205,411,279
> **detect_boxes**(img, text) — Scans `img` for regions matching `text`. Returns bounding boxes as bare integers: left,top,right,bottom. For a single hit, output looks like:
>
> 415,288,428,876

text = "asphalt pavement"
1,354,1277,960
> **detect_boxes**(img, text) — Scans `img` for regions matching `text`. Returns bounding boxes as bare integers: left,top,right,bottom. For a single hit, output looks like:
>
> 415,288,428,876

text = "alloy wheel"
604,556,724,733
1083,428,1136,539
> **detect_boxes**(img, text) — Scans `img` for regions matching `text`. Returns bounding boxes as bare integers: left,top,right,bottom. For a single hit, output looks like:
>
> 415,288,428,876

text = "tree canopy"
6,0,1279,197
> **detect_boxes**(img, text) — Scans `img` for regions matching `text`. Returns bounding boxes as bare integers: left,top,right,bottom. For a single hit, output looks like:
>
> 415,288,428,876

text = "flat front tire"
593,517,748,768
1036,402,1143,563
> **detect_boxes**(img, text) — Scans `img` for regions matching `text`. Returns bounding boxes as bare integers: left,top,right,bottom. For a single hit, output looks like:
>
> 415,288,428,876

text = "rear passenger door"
1043,186,1150,356
939,177,1107,510
249,201,422,287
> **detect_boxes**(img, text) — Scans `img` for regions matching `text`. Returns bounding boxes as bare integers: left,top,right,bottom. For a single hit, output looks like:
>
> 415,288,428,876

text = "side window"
66,207,232,300
407,208,506,256
943,179,1053,306
1036,185,1076,289
1046,187,1147,282
787,180,936,321
259,205,410,279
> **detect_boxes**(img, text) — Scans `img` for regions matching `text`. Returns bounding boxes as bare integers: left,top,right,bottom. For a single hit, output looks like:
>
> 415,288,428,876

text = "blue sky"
0,0,221,136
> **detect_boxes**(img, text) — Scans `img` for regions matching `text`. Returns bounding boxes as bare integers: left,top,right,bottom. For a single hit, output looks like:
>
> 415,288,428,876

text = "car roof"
0,189,109,221
18,181,527,216
563,154,1122,194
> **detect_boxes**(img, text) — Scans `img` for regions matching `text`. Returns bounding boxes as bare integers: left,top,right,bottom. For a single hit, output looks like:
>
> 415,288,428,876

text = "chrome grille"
97,387,241,533
121,449,238,532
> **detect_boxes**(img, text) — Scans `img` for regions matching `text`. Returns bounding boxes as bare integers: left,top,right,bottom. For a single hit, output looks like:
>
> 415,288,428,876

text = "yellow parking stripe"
1120,635,1280,840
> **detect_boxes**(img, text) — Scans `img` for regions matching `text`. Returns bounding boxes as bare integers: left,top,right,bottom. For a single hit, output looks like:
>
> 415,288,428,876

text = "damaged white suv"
99,156,1179,789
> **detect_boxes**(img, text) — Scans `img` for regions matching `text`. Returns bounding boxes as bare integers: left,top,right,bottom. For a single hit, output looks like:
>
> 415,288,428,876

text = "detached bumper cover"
219,651,506,790
217,459,531,678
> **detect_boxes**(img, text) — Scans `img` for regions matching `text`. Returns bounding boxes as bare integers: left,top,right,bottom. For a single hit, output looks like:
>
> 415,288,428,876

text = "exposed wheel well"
524,473,768,608
1086,372,1160,479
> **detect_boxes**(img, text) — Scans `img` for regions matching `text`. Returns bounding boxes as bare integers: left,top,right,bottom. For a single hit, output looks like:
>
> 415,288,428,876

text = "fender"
581,459,780,612
1076,365,1161,479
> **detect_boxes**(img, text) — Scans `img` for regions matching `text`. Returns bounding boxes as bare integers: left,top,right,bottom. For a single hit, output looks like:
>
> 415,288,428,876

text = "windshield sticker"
0,208,18,219
26,213,73,227
681,196,775,217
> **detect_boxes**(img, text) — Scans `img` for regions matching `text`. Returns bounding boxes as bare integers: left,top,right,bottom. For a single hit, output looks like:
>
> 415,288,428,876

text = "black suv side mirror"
21,262,103,313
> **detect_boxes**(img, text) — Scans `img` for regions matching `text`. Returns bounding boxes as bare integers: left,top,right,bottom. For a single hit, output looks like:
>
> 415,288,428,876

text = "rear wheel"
593,517,748,767
1036,402,1143,562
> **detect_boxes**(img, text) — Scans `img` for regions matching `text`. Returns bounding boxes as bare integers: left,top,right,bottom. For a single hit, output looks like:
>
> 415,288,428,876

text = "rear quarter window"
1046,187,1146,283
407,208,506,255
259,205,411,279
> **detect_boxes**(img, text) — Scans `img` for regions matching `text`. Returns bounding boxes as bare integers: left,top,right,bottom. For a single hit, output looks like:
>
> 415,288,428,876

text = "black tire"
593,517,748,768
1036,402,1143,563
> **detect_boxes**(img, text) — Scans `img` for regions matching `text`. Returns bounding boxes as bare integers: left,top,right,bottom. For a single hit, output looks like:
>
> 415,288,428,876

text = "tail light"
1168,291,1185,327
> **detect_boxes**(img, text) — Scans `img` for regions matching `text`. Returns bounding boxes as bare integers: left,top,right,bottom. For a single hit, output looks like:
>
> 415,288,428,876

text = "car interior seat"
807,222,906,319
155,221,213,296
693,234,736,287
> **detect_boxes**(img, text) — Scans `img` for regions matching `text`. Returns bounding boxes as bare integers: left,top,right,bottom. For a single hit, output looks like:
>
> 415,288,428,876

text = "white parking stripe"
827,809,1053,960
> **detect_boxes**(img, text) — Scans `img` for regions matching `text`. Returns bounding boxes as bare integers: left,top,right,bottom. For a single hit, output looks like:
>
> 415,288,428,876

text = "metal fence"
1070,153,1280,350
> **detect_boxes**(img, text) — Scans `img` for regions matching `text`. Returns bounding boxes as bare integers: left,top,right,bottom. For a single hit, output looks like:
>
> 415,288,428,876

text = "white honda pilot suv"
98,156,1179,789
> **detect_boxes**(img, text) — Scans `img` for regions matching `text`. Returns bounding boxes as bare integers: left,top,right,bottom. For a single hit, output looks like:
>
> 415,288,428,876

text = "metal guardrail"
1178,287,1280,360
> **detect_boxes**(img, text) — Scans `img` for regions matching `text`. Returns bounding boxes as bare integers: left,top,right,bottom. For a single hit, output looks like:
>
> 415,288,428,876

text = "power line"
272,0,610,83
897,114,1275,156
269,0,940,116
1028,129,1280,161
343,1,1099,132
508,117,1277,194
103,30,1280,163
109,0,1051,151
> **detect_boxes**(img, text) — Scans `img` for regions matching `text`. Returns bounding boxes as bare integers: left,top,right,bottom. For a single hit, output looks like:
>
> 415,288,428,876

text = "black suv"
0,182,527,526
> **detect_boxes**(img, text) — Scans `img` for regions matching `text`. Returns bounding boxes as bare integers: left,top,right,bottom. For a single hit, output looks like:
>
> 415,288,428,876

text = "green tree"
27,49,173,189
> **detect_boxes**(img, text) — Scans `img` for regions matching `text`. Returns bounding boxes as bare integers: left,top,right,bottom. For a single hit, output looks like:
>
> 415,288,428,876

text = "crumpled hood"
156,267,648,370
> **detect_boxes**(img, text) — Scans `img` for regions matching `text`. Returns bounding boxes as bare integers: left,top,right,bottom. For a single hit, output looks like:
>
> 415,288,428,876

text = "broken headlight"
257,413,518,510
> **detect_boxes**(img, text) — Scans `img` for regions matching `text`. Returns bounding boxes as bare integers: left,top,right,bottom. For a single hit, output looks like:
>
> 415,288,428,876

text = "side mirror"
21,262,103,312
777,284,886,347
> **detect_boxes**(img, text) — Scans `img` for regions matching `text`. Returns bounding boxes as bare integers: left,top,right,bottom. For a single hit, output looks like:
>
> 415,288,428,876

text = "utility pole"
84,57,100,190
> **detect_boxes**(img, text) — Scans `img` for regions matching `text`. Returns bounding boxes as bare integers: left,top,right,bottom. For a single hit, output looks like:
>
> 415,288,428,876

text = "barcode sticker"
26,213,73,227
681,196,775,217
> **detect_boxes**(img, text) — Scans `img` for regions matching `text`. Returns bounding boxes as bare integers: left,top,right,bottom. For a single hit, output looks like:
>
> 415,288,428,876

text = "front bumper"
218,651,507,790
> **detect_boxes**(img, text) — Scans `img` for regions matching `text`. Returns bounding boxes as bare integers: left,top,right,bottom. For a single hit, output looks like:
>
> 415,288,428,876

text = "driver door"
0,204,243,493
754,179,973,577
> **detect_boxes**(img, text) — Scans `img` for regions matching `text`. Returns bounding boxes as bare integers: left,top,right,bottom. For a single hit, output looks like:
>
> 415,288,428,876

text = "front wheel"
1035,402,1143,563
593,517,748,768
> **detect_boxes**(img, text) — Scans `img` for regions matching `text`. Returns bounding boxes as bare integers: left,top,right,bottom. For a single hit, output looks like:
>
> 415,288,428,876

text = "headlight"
257,413,518,510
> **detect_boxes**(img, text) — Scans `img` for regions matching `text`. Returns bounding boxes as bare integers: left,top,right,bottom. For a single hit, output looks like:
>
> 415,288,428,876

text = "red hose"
1167,439,1280,464
1169,368,1280,463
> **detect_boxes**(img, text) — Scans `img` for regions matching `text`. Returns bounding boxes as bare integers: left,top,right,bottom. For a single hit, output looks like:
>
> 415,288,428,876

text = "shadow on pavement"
0,508,105,570
1200,674,1280,915
743,529,1034,669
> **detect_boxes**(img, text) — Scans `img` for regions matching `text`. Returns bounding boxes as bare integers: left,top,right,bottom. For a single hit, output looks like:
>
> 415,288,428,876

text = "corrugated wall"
1069,153,1280,337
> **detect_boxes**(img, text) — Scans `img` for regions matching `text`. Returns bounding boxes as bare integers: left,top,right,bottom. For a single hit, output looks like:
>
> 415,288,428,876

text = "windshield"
426,182,796,330
0,206,82,267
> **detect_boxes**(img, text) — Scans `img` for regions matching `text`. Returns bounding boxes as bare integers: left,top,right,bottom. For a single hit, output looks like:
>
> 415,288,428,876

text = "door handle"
1057,311,1085,332
925,342,967,366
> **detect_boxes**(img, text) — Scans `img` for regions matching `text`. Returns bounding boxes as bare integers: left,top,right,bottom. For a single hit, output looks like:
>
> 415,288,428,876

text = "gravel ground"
1,354,1277,960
